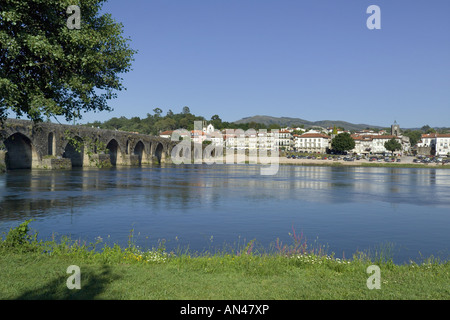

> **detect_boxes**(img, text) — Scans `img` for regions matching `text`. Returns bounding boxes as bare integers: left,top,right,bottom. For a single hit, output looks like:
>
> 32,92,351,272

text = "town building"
350,121,410,156
162,120,415,156
275,130,292,150
294,133,331,153
417,133,450,156
159,130,174,139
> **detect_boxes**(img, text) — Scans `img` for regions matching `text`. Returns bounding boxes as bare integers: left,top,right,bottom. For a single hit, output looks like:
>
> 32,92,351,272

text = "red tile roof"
298,133,331,139
421,133,450,138
372,135,398,139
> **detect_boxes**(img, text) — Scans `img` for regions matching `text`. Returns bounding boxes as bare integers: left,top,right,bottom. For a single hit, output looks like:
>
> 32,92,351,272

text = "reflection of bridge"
0,119,176,170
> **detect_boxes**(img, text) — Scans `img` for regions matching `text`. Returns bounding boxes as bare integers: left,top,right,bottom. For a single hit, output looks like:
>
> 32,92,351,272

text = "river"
0,164,449,263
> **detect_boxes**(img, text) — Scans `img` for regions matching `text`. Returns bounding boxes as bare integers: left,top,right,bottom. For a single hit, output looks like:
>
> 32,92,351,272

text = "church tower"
391,121,400,136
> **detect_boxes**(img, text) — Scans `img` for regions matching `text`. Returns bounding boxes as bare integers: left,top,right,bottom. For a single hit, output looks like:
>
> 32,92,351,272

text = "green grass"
0,220,449,300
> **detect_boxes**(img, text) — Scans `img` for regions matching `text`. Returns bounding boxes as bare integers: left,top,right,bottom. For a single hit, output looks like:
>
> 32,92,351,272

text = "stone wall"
40,157,72,170
415,146,433,156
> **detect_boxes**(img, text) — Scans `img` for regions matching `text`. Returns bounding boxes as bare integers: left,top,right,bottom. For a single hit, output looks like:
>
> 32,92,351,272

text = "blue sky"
78,0,450,128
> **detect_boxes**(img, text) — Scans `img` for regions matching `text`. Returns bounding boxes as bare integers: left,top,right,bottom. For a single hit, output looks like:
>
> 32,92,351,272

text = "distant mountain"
233,115,385,131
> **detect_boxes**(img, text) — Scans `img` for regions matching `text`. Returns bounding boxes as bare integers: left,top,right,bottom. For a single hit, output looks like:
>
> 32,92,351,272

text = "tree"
182,106,191,115
384,138,402,155
210,114,222,130
402,130,422,146
155,118,176,134
0,0,136,122
331,132,355,154
153,108,163,118
166,109,174,118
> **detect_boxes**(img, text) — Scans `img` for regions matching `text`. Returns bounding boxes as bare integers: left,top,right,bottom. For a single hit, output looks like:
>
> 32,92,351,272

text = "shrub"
0,219,38,251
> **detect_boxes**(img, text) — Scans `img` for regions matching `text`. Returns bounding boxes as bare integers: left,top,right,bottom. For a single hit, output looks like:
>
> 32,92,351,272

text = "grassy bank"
1,220,449,300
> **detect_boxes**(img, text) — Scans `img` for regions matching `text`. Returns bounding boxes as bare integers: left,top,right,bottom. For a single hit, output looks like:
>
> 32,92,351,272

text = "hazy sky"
77,0,450,128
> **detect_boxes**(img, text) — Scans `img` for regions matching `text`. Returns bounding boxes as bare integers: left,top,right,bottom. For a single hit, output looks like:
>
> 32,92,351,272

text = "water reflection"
0,165,449,263
2,165,450,223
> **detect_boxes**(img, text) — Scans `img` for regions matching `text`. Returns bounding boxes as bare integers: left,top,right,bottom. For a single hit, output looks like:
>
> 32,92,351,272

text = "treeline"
84,106,286,136
84,107,449,147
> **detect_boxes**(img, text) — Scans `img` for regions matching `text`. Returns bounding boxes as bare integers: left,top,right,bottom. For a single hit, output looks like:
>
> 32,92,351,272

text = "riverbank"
1,221,448,300
278,156,450,169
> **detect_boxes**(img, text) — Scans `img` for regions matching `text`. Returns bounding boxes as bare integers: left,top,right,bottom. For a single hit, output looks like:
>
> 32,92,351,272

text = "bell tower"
391,120,400,136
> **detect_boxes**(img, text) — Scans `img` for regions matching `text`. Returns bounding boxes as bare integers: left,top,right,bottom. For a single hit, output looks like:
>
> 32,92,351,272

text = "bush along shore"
0,220,449,300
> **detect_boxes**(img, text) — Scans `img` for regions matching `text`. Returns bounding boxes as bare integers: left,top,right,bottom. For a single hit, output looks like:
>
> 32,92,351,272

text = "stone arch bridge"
0,119,177,170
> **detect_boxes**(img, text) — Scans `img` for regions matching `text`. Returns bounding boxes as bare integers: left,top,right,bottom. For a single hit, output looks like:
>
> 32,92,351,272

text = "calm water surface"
0,164,449,263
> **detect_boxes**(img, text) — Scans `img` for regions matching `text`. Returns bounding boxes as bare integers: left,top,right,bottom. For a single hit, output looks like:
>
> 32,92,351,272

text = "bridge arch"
3,133,38,169
63,136,84,167
154,142,165,164
133,140,147,165
106,139,124,166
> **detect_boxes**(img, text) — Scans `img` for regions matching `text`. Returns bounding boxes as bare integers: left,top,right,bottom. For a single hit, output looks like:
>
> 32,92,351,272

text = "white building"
209,131,225,146
351,134,375,155
417,133,450,156
191,130,207,144
351,134,405,155
371,135,404,154
203,123,215,134
294,133,331,153
436,135,450,156
276,130,292,150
